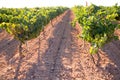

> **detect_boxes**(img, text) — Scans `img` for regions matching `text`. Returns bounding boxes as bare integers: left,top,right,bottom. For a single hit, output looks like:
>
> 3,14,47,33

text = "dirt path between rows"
0,10,120,80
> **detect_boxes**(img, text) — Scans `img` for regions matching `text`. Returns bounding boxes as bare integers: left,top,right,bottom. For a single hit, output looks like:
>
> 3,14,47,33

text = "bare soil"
0,10,120,80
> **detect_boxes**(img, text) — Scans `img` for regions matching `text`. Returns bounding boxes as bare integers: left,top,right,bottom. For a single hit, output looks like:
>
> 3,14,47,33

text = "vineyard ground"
0,10,120,80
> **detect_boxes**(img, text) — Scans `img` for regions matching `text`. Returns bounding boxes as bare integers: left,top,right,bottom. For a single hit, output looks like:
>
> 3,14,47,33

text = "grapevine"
72,4,120,65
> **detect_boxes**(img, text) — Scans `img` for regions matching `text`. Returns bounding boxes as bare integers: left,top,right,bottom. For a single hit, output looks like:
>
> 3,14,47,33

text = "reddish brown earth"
0,10,120,80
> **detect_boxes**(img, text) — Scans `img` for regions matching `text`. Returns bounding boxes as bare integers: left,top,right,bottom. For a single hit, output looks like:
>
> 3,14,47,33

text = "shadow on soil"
0,39,19,62
98,40,120,80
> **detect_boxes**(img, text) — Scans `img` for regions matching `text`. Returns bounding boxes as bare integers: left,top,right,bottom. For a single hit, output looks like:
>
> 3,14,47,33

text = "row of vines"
72,4,120,64
0,7,68,43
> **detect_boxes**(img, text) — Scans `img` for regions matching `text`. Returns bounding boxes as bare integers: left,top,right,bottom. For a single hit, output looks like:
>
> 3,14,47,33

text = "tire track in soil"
49,10,73,80
49,10,86,80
